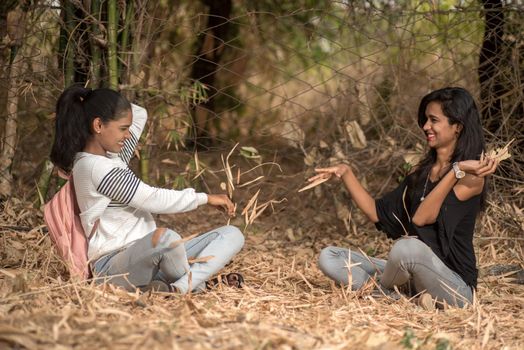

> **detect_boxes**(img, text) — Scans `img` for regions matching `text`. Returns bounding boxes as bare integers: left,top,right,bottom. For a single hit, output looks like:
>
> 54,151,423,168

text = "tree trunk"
0,0,19,150
0,3,28,198
0,1,19,85
187,0,232,149
478,0,505,134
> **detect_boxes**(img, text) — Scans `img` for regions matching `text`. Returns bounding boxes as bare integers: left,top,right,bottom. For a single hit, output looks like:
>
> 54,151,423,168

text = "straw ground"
1,151,523,350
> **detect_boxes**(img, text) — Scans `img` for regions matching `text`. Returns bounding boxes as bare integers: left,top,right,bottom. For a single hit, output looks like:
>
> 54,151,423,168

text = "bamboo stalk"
120,1,134,81
107,0,118,89
64,1,75,87
90,0,101,87
139,149,150,184
35,159,54,207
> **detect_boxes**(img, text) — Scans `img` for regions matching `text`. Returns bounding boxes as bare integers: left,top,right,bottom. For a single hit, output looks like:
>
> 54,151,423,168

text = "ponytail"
50,84,131,173
50,85,92,173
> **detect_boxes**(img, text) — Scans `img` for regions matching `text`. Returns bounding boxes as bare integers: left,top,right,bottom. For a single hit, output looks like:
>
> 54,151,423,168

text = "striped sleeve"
97,167,140,205
119,104,148,165
93,162,208,214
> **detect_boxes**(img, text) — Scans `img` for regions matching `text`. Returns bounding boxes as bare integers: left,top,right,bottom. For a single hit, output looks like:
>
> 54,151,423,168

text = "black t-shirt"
375,173,480,288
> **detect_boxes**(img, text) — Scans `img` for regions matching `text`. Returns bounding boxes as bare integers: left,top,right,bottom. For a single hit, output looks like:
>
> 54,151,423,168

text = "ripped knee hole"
152,227,168,247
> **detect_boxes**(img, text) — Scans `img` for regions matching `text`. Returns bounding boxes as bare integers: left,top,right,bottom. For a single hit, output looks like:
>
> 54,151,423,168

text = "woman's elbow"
412,215,436,227
367,211,379,223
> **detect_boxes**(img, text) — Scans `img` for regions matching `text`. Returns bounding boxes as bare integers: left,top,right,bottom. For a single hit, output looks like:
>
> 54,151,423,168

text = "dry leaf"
161,159,176,165
238,175,264,188
304,147,318,166
241,189,260,216
169,233,199,248
298,176,330,192
188,256,214,264
402,143,424,166
486,138,514,161
345,120,367,149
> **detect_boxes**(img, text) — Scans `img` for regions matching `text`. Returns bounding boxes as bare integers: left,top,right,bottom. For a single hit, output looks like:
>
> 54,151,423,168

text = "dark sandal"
206,273,244,289
139,280,173,293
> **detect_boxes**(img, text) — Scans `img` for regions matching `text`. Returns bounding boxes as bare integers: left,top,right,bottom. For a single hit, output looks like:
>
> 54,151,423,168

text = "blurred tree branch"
0,0,31,198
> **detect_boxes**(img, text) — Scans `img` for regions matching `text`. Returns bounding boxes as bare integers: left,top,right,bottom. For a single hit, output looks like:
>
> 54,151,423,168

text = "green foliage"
365,246,377,257
398,162,413,183
435,338,453,350
170,157,207,191
165,130,185,151
399,329,453,350
239,146,261,163
172,174,187,190
400,328,420,349
179,81,209,106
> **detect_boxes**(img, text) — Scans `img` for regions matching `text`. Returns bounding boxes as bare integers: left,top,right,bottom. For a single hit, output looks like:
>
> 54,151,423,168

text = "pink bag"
44,177,92,279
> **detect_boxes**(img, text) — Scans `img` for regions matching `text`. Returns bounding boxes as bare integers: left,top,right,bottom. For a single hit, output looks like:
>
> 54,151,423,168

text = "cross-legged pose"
314,87,498,307
50,85,244,293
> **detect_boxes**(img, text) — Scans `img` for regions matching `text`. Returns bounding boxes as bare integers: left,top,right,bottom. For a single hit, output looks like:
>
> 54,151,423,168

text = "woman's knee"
388,238,429,264
318,246,339,275
219,225,245,250
151,228,182,248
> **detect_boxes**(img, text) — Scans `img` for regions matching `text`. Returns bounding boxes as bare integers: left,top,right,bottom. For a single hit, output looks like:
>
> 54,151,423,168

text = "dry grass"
1,141,523,350
1,172,523,350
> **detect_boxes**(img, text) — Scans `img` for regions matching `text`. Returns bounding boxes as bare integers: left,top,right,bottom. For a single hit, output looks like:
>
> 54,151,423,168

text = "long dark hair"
411,87,487,208
50,85,131,173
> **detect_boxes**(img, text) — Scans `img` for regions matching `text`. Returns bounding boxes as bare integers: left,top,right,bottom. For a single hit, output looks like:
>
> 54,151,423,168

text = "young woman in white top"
50,85,244,293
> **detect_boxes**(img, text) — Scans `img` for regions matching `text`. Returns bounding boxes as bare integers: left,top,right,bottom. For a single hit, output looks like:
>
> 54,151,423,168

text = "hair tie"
79,88,92,103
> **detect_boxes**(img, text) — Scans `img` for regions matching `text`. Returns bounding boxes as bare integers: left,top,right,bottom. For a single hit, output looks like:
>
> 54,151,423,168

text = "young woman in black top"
314,87,498,307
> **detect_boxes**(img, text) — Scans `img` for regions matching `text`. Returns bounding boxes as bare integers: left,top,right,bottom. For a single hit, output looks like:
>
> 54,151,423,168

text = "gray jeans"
93,225,244,294
318,238,473,307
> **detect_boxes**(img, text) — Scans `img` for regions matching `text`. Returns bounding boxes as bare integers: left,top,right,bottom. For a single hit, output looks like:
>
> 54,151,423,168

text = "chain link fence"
0,0,523,204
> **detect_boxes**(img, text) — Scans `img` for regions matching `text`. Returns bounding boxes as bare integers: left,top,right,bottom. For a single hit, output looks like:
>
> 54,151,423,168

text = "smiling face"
93,109,132,154
422,101,462,151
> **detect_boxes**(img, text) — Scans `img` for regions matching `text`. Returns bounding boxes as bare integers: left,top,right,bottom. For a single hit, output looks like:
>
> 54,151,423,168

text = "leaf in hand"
298,176,330,192
486,138,514,161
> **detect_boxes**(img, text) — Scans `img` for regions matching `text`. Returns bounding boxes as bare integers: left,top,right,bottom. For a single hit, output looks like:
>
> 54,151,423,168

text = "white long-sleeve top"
72,104,208,260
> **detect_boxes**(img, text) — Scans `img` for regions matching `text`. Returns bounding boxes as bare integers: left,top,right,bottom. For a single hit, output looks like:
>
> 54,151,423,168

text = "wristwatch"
452,162,465,179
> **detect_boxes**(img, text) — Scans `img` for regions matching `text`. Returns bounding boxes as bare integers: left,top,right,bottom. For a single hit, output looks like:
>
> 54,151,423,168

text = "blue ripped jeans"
92,225,244,294
318,238,473,307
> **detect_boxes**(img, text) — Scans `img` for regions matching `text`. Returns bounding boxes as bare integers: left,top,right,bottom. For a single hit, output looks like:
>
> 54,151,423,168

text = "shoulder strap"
69,174,102,241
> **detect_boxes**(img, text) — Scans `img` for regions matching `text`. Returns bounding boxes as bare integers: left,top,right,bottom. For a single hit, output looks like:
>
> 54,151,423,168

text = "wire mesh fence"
0,0,523,203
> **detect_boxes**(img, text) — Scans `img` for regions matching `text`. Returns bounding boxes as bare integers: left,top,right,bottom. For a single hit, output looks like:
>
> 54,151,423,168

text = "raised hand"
307,164,351,183
458,156,499,178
